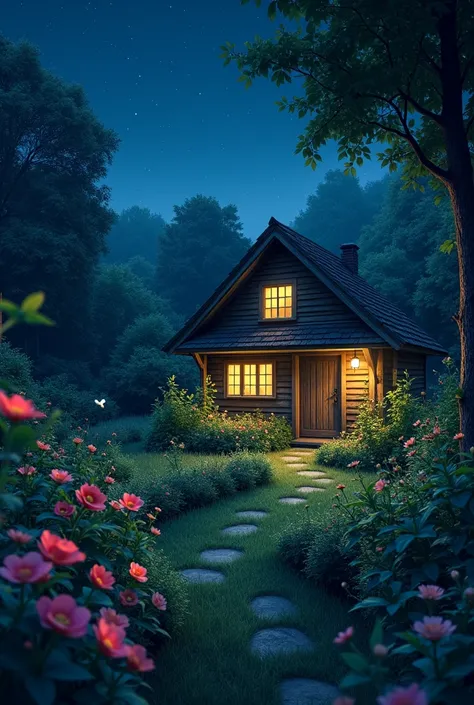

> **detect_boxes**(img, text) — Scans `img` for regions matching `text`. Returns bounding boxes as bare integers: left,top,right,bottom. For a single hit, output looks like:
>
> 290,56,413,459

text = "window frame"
259,280,297,322
224,360,277,399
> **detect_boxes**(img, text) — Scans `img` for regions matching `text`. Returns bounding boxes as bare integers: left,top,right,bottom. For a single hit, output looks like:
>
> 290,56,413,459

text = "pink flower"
119,589,139,607
404,437,415,448
119,493,144,512
333,626,354,644
72,437,83,445
7,529,33,544
54,501,76,518
377,683,428,705
104,476,115,484
463,587,474,604
38,530,86,566
453,432,464,441
413,420,421,427
75,483,107,511
374,479,388,492
50,469,73,484
0,392,46,422
151,527,161,536
413,616,456,641
433,424,441,436
373,643,388,657
36,440,51,451
37,594,91,638
109,500,123,511
17,466,36,476
151,592,167,610
125,644,155,672
0,552,52,584
93,617,127,657
336,484,346,490
347,460,360,468
406,450,417,457
90,564,115,590
418,584,445,601
87,444,97,453
99,607,129,628
129,562,147,582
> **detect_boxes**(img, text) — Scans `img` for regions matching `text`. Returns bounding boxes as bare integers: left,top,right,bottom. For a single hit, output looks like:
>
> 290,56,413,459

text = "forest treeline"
0,35,459,419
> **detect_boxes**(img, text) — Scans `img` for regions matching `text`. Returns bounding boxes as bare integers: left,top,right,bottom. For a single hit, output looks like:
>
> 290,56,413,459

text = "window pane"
244,364,257,395
258,363,273,396
227,364,241,396
263,285,293,319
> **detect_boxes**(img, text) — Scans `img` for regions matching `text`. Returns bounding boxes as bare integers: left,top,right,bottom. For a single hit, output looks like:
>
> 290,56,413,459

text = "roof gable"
163,218,447,355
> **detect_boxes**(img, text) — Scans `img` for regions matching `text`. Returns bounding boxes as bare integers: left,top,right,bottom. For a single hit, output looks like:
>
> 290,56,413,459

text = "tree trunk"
439,1,474,450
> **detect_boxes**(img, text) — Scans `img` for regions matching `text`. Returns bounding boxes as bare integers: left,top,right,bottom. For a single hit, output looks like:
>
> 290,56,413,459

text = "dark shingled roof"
164,218,447,355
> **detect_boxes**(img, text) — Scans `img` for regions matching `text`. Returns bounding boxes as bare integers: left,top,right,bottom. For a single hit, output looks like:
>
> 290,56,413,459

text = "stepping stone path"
285,463,309,469
279,497,306,505
251,595,297,620
235,510,268,519
296,486,325,494
221,524,258,536
296,470,327,478
200,549,243,564
313,478,334,485
280,678,339,705
251,627,314,658
281,456,303,462
180,568,225,584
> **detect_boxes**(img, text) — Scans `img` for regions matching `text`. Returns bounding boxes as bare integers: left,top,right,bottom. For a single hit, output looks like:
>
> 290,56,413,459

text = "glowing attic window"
263,284,293,319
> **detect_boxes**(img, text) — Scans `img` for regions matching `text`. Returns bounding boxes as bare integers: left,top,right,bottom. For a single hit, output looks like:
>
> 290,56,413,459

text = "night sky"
2,0,384,238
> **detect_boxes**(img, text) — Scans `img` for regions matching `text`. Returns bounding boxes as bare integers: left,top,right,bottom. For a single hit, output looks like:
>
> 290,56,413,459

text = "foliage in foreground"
332,426,474,703
0,389,178,705
146,375,293,454
128,444,273,521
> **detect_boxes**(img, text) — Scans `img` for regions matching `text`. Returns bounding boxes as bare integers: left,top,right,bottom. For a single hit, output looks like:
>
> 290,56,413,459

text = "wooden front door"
300,355,341,437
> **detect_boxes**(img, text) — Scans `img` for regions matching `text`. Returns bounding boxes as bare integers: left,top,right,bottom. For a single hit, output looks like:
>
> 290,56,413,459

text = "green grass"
143,451,375,705
88,415,151,449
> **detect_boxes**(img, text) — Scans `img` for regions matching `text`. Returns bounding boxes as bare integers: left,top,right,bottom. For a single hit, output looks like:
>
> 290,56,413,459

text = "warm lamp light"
350,351,360,369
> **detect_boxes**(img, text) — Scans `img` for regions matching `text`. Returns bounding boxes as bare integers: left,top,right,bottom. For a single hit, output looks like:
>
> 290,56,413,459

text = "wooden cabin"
163,218,447,444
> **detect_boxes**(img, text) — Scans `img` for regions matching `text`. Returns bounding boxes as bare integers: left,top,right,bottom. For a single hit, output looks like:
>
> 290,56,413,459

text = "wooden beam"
362,348,377,403
341,352,347,432
193,353,205,371
292,354,300,439
376,349,384,415
392,350,398,388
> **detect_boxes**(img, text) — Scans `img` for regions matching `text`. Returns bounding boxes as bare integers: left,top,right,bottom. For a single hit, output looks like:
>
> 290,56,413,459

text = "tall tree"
223,0,474,447
105,206,165,265
0,35,119,358
292,169,387,251
156,195,251,317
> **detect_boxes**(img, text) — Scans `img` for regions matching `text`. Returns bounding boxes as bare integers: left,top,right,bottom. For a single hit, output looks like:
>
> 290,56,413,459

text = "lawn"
131,450,376,705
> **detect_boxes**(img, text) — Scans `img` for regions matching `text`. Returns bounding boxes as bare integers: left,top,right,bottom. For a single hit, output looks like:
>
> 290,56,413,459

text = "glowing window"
263,284,293,319
226,362,274,397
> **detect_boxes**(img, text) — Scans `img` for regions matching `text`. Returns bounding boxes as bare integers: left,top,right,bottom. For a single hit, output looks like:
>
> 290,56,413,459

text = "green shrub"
0,340,36,393
167,469,218,511
88,415,152,446
278,515,320,571
146,376,293,454
145,549,190,633
195,457,237,497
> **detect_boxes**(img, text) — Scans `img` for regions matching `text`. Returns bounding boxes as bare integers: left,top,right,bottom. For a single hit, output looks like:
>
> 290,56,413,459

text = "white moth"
95,399,106,408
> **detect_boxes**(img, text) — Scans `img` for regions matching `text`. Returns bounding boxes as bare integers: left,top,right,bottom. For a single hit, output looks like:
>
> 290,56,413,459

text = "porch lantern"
350,351,360,369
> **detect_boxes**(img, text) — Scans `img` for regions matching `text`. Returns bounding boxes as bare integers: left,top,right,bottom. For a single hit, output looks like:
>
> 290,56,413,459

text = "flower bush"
0,383,172,703
146,375,293,453
332,424,474,703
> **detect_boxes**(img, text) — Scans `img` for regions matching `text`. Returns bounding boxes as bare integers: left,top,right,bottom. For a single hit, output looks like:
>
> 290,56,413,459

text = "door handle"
326,388,338,403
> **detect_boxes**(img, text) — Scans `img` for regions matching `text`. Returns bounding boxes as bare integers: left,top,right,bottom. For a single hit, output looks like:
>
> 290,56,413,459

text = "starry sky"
2,0,384,238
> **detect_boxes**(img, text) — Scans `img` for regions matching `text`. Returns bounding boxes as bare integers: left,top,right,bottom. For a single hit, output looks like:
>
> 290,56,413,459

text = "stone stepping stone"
250,627,314,658
292,450,314,455
297,470,327,478
286,463,309,469
200,549,243,564
236,510,268,519
180,568,225,584
280,678,339,705
279,497,306,505
281,456,302,462
296,486,325,494
251,595,297,620
313,478,334,485
222,524,258,536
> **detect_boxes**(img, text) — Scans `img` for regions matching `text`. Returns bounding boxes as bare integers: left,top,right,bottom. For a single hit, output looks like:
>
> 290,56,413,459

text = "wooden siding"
397,351,427,396
383,348,395,394
207,354,292,421
343,350,369,431
201,240,373,333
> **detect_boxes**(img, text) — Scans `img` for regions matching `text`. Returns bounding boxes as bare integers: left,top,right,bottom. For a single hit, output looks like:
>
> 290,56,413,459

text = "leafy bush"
88,415,152,447
333,425,474,703
0,340,36,393
146,376,293,454
142,549,189,633
226,451,273,488
278,512,357,595
316,374,417,471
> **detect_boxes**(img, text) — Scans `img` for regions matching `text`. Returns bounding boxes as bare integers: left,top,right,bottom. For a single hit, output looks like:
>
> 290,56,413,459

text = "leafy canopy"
223,0,474,191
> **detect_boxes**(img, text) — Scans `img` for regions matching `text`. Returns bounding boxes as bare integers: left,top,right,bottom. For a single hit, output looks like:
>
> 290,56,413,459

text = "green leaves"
440,239,456,254
0,292,54,334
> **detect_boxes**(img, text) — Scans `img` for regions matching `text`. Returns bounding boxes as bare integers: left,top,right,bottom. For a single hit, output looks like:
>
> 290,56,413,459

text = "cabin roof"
163,217,447,356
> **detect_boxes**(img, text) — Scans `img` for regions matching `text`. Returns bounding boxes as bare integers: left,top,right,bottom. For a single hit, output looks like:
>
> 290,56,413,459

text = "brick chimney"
340,243,359,274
